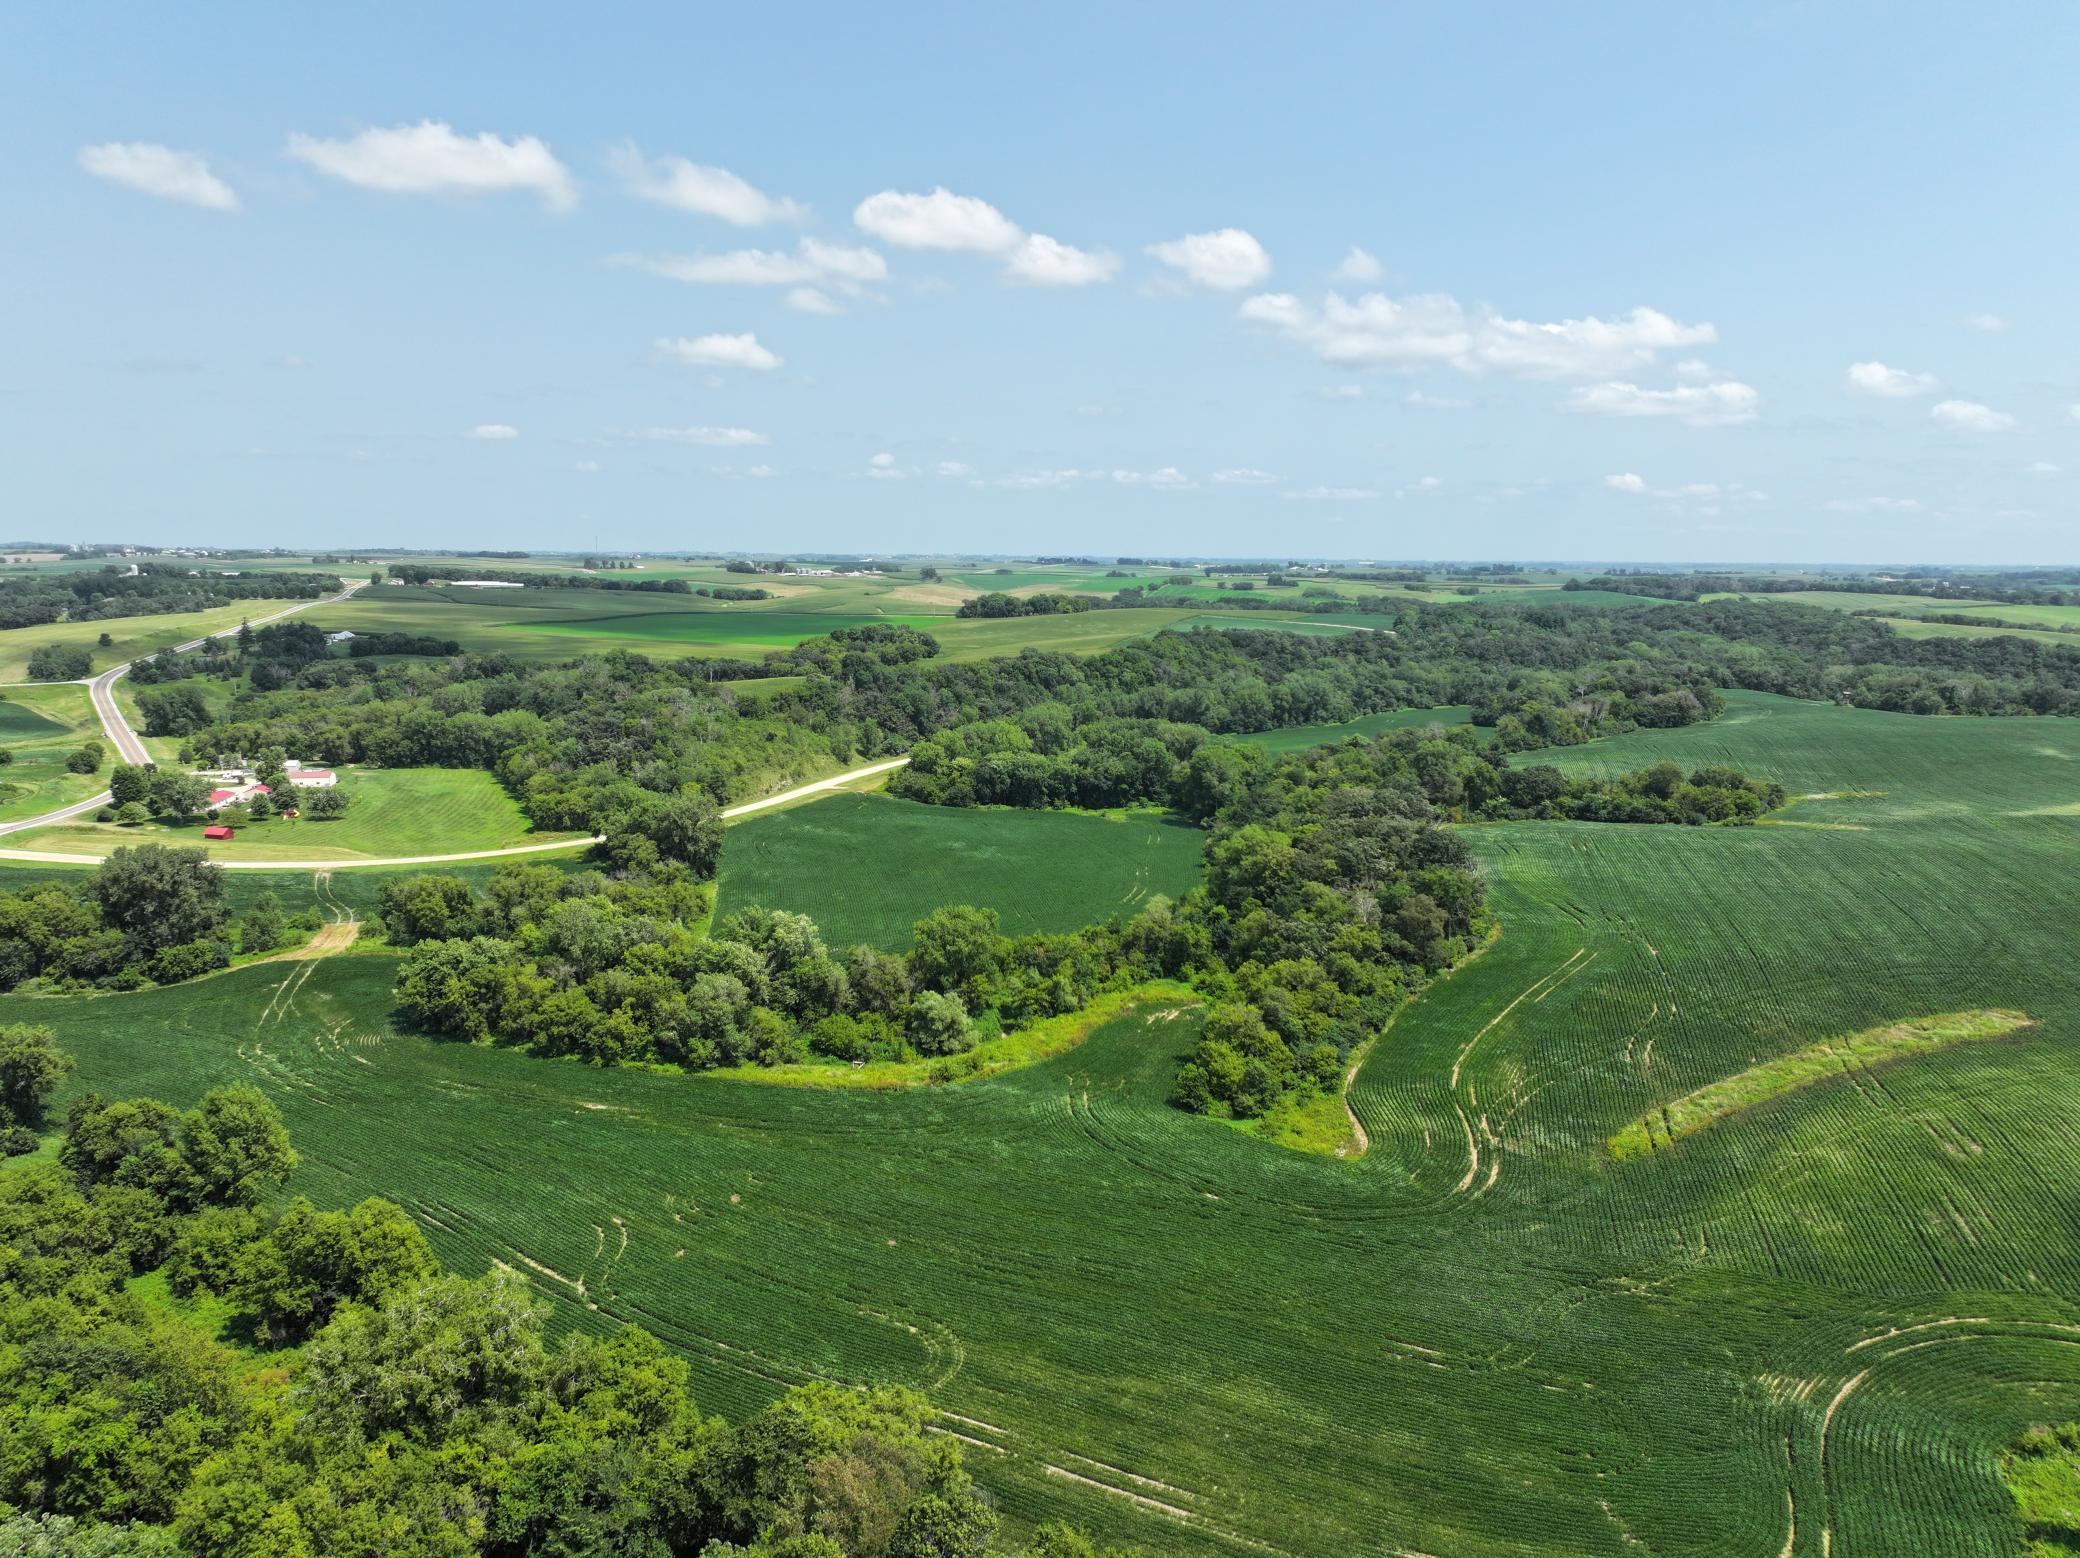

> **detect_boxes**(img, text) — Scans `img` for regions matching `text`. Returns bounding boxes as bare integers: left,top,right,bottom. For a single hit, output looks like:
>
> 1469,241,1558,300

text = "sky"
4,2,2076,564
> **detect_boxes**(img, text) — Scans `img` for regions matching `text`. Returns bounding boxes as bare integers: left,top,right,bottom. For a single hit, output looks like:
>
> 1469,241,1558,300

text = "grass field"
8,766,582,862
1216,704,1477,753
0,601,272,682
25,690,2080,1553
716,791,1205,948
0,681,107,822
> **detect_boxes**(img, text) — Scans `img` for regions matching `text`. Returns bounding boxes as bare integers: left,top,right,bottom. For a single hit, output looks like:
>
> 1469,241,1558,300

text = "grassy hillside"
0,601,267,681
0,682,108,822
716,791,1205,948
23,691,2080,1553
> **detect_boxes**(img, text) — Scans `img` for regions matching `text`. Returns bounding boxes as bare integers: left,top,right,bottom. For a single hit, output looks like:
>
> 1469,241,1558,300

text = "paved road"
0,580,367,840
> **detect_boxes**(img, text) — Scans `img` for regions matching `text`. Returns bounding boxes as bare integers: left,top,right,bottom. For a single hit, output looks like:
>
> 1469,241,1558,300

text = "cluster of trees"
0,1053,1133,1557
953,592,1100,619
0,565,342,632
346,630,464,657
385,863,1175,1070
383,562,693,593
24,644,93,680
102,761,349,828
694,584,773,601
0,846,309,991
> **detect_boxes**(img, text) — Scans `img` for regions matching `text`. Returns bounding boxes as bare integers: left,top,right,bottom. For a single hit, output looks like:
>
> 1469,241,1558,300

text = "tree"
66,740,104,775
108,763,151,807
97,631,114,647
114,801,149,825
907,991,975,1056
239,891,286,953
135,684,212,737
86,845,228,957
232,1195,435,1342
303,786,349,819
147,769,213,820
26,644,91,680
0,1023,71,1126
178,1084,296,1208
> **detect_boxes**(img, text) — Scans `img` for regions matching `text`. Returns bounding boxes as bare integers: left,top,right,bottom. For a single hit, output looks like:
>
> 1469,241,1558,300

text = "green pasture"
1216,704,1478,754
0,601,270,682
29,690,2080,1552
0,682,110,822
8,766,583,862
716,791,1205,948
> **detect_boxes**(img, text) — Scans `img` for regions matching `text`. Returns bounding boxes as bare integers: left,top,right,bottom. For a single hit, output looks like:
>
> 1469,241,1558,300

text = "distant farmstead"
284,761,337,788
207,782,271,808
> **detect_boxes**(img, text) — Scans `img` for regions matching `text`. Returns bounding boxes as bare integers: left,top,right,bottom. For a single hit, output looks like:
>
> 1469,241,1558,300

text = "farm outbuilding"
202,825,234,840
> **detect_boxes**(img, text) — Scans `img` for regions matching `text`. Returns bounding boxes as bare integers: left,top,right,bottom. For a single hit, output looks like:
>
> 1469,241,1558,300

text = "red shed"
203,825,235,840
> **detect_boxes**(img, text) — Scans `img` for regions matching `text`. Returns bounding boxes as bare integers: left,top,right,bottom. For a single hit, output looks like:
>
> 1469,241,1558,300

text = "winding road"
0,587,908,870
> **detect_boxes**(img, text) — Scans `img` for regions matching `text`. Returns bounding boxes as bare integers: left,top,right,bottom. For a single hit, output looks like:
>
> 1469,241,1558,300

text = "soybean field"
23,691,2080,1553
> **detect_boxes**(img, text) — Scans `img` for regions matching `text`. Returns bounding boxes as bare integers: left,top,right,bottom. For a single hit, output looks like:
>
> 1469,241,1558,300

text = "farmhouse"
283,761,337,788
325,630,355,644
207,782,270,808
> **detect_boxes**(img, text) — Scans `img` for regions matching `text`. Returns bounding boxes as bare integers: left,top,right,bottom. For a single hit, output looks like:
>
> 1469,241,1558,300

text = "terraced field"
717,791,1204,948
24,691,2080,1553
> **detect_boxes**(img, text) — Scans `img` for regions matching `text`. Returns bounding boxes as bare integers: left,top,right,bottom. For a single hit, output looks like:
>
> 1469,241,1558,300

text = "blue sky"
5,2,2076,563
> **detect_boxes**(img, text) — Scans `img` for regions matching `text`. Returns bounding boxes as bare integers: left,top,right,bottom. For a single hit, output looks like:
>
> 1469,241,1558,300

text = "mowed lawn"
0,682,108,822
7,766,585,862
716,791,1205,948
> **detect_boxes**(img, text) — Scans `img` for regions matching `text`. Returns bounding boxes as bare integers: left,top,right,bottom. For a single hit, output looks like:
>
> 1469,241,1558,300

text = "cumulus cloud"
1332,246,1384,283
850,186,1110,285
2025,461,2062,475
1846,361,1938,398
854,187,1022,252
785,287,844,315
653,333,782,371
1148,228,1273,290
607,144,804,225
1110,467,1194,488
866,452,906,480
1213,468,1278,484
618,425,770,446
78,142,238,210
1963,312,2011,333
286,121,576,210
1930,399,2014,431
1605,472,1648,493
466,423,518,440
1565,380,1759,426
613,238,887,292
1242,291,1714,381
1003,233,1119,286
991,468,1097,489
934,461,972,478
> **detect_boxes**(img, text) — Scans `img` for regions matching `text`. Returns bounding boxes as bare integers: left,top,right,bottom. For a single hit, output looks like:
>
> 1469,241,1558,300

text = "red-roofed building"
284,765,337,788
202,825,234,840
207,782,271,807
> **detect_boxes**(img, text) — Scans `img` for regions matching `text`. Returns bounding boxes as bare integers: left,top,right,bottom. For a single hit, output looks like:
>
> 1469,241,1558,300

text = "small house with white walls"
282,761,337,789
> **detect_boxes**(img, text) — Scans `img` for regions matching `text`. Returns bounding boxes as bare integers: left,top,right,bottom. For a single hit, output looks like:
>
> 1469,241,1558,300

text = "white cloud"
78,142,238,211
2025,461,2062,475
2068,404,2080,423
1320,384,1365,400
1405,390,1471,410
1930,399,2014,431
1148,228,1272,290
1675,358,1713,381
1212,468,1278,485
286,121,575,211
1111,467,1194,488
614,238,887,290
1332,246,1384,283
1283,485,1379,501
1963,312,2011,334
1846,361,1938,398
786,287,844,315
854,187,1022,252
1402,475,1443,494
869,452,897,466
1565,380,1759,426
991,468,1096,489
743,464,775,478
653,333,781,371
619,425,770,446
1605,472,1647,493
466,423,519,440
1823,495,1921,513
607,144,803,225
1004,233,1118,286
1243,291,1717,380
934,461,972,478
574,460,601,472
867,452,906,480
